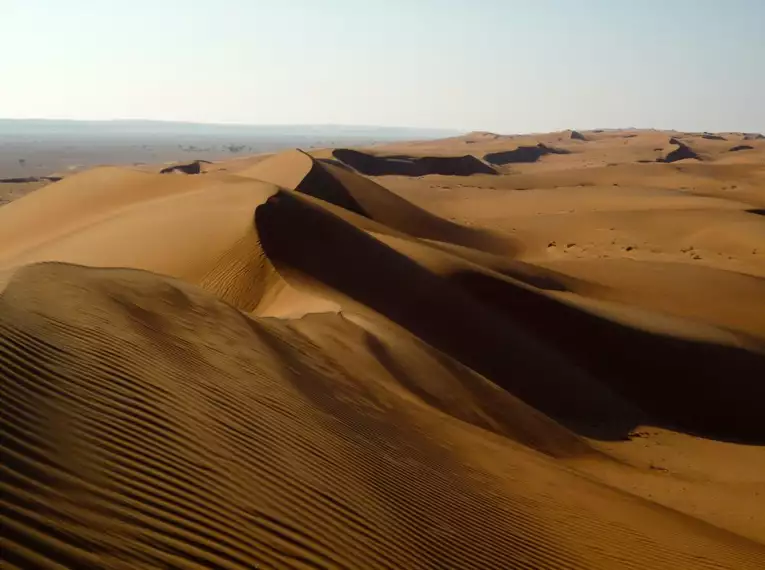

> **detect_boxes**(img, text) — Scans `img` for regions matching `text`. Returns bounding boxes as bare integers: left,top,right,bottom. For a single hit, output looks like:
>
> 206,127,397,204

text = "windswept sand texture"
2,129,765,569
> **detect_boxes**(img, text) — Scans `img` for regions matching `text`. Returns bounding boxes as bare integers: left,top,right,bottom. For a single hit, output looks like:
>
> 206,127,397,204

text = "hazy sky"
1,0,763,133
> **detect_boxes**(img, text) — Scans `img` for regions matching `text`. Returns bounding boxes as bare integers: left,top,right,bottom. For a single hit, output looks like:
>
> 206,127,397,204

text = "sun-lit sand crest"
2,129,765,568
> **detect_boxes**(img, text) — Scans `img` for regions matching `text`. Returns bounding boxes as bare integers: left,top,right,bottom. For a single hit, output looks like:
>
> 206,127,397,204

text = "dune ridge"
661,138,701,163
331,148,497,176
484,143,570,165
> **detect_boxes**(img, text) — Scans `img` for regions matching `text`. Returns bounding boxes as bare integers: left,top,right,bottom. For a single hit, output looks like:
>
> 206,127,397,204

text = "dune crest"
239,149,516,255
331,148,497,176
484,143,570,165
660,138,701,162
159,159,211,174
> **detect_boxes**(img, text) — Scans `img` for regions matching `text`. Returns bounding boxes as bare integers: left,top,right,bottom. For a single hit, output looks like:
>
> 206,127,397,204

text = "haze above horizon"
1,0,763,134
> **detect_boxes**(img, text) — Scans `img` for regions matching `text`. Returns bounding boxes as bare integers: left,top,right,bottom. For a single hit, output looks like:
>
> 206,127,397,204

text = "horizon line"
2,118,762,137
0,117,462,131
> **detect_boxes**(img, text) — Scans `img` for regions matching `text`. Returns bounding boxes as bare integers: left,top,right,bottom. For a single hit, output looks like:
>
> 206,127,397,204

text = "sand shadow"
484,144,570,166
658,139,700,163
332,148,497,176
256,193,765,444
255,192,647,441
451,270,765,444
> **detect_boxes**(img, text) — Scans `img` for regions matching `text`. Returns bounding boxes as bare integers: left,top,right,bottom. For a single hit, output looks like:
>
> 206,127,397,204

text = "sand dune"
159,159,211,175
484,143,570,165
238,149,515,255
661,138,701,163
331,148,497,176
2,129,765,568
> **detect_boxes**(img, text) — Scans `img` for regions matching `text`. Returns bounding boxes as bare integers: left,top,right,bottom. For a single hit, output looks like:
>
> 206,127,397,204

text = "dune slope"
3,263,765,569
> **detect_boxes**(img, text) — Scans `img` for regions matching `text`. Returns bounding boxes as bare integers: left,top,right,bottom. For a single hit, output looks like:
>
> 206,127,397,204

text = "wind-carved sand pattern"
2,129,765,569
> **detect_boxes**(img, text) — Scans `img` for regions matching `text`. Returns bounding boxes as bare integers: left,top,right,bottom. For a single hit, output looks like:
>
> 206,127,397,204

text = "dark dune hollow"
659,139,700,163
241,149,516,254
255,191,643,437
332,148,497,176
729,145,755,152
160,160,210,174
0,175,62,183
450,270,765,444
317,157,355,171
484,144,570,165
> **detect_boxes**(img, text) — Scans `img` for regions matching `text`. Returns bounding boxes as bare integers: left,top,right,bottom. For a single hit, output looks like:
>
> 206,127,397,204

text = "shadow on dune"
659,139,700,163
363,332,593,457
256,192,765,444
332,148,497,176
424,241,593,293
243,149,515,255
451,271,765,444
0,263,568,569
483,144,570,166
159,160,210,174
256,191,647,441
316,157,355,171
239,318,561,566
1,175,63,184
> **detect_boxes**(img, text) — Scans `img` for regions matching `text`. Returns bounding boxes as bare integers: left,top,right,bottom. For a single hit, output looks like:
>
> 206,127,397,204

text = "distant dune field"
2,128,765,569
0,119,458,182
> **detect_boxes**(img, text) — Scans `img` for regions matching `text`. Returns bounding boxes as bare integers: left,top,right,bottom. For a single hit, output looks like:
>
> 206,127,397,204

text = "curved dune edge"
255,190,765,441
237,149,517,255
3,262,765,569
331,147,498,176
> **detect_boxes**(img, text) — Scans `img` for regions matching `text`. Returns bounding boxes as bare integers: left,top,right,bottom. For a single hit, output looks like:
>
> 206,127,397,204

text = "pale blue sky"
1,0,763,133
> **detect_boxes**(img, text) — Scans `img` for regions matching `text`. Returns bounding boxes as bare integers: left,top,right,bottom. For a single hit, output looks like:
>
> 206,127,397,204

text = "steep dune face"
484,143,570,165
660,138,701,162
449,269,765,442
2,130,765,568
255,191,645,436
0,170,283,312
4,263,765,569
239,149,516,255
255,191,765,442
159,159,210,174
331,148,497,176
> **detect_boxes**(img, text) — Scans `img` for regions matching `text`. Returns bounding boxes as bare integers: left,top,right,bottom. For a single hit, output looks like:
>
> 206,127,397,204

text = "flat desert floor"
1,129,764,569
